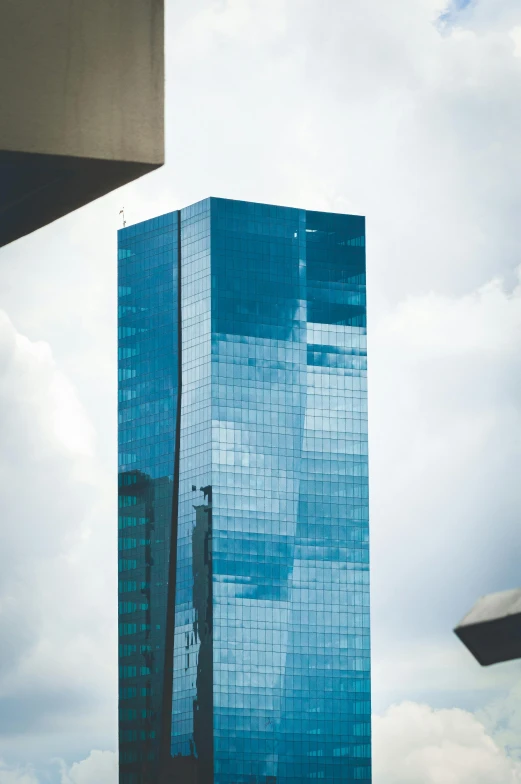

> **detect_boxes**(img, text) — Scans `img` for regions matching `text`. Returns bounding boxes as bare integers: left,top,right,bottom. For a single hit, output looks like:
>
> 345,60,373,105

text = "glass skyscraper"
118,198,371,784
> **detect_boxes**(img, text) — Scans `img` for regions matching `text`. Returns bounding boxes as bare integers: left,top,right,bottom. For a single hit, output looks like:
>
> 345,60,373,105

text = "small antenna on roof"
119,209,126,227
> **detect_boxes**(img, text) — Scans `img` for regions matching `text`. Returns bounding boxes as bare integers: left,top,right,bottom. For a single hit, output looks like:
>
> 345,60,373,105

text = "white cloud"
0,313,116,772
0,309,94,588
370,263,521,710
0,311,94,459
174,0,286,58
381,268,521,356
59,751,117,784
476,679,521,762
0,761,38,784
0,0,520,778
0,752,117,784
373,701,521,784
510,26,521,56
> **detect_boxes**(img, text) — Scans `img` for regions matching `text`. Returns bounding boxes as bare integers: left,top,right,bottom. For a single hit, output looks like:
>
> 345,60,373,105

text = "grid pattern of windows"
210,201,370,784
118,198,371,784
171,200,214,781
118,212,179,784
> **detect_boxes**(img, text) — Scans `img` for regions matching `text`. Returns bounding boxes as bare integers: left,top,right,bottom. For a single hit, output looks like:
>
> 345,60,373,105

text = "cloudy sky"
1,0,521,781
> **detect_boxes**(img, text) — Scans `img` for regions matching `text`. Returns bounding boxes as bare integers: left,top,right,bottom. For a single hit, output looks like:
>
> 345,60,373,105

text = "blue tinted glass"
118,199,371,784
117,211,179,781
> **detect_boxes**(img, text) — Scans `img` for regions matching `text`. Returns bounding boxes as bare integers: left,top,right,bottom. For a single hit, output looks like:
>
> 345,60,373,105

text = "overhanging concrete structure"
0,0,164,248
454,588,521,666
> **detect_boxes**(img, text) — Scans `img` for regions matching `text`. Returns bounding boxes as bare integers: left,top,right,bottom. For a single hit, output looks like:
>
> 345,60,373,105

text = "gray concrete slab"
454,588,521,666
0,0,164,246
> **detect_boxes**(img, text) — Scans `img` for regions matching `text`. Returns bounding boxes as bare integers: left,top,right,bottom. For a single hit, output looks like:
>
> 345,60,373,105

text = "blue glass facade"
118,198,370,784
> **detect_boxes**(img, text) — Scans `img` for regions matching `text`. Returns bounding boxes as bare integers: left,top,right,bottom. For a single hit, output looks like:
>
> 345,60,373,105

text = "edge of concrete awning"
0,151,162,247
0,0,164,248
454,587,521,667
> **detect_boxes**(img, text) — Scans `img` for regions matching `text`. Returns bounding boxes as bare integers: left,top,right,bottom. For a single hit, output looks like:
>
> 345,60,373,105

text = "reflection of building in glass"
118,198,371,784
118,470,174,783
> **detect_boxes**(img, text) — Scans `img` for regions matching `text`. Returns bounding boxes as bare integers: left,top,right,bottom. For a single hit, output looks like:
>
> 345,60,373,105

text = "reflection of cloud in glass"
118,199,370,783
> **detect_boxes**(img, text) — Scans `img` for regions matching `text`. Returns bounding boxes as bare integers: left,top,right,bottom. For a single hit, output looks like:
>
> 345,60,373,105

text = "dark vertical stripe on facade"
192,488,214,783
159,210,183,779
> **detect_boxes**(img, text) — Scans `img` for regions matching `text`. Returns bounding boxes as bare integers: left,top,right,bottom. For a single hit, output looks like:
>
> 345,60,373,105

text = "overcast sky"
1,0,521,781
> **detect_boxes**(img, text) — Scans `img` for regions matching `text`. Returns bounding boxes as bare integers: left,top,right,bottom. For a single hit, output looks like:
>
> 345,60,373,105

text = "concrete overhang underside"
0,0,164,248
454,588,521,666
